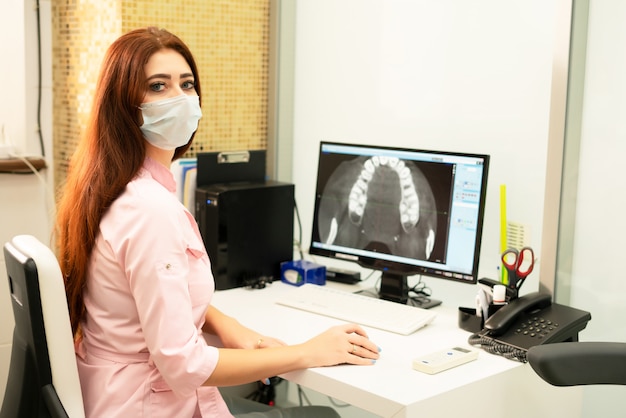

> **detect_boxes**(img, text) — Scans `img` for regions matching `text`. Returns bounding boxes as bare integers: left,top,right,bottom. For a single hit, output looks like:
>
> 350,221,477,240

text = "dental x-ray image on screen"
316,154,448,262
309,142,489,307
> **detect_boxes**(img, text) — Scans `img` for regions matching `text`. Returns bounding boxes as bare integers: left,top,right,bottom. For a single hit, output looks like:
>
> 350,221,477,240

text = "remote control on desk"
412,347,479,375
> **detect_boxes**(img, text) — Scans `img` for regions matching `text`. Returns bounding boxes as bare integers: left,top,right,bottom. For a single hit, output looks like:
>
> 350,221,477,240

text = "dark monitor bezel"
308,141,490,287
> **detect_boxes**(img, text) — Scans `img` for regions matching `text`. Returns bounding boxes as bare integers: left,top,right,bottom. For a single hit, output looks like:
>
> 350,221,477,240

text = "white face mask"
139,94,202,150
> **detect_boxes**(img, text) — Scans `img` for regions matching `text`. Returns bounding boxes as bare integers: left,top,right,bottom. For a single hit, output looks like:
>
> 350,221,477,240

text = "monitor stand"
356,271,441,309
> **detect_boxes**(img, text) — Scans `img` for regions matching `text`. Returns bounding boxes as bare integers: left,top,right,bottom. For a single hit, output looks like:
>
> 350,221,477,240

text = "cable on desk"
244,275,274,289
467,333,528,363
408,275,434,306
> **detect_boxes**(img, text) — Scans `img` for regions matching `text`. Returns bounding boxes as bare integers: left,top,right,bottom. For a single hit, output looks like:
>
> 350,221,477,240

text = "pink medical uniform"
76,157,233,417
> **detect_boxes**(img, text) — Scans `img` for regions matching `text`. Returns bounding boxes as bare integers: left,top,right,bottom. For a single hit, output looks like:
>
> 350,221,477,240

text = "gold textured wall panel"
52,0,270,190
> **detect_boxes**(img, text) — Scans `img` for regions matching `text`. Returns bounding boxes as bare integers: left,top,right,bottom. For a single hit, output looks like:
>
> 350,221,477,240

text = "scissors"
501,247,535,290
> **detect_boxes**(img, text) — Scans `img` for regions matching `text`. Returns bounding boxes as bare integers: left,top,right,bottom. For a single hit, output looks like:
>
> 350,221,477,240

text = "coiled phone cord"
467,333,528,363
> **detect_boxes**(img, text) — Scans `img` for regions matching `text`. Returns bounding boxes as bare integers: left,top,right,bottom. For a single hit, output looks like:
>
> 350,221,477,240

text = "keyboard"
276,284,437,335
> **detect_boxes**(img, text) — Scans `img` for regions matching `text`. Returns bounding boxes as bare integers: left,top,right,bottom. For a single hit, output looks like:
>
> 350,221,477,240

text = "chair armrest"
528,342,626,386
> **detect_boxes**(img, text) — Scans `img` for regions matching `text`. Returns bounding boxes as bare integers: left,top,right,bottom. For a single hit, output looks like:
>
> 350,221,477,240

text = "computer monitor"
309,141,489,308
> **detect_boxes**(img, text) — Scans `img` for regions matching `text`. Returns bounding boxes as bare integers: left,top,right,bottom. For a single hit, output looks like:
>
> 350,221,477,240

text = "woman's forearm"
203,323,381,387
205,345,310,386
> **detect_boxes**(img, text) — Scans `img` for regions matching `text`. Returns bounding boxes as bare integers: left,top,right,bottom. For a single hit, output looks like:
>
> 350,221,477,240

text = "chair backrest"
1,235,85,418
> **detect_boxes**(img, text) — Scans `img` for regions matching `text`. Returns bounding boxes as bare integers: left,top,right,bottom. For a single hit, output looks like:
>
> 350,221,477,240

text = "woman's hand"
302,323,381,367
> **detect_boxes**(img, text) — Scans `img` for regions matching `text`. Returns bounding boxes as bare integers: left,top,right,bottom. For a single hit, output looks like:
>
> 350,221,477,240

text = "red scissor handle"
501,248,519,270
515,247,534,279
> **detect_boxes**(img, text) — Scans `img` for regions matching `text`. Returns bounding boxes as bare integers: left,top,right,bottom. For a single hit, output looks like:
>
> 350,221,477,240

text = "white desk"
212,282,582,418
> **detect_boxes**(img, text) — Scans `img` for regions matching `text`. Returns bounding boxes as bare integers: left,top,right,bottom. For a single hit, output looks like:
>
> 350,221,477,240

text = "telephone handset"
470,292,591,359
484,292,552,337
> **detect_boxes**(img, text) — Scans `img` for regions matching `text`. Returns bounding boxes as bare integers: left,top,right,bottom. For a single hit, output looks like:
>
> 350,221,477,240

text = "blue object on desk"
280,260,326,286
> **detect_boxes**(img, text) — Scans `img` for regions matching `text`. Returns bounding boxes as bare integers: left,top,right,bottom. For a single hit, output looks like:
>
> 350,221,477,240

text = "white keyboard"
276,284,437,335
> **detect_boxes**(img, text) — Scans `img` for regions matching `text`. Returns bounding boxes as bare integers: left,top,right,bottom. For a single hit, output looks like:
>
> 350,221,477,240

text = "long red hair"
55,27,202,335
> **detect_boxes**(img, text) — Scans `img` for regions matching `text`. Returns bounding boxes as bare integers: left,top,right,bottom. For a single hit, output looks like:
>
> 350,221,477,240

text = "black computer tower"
195,181,294,290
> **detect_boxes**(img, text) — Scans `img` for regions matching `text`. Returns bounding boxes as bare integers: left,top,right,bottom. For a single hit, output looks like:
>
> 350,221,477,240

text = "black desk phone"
469,292,592,361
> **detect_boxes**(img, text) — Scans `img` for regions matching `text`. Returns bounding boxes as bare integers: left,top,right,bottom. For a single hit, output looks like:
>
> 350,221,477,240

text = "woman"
55,27,380,417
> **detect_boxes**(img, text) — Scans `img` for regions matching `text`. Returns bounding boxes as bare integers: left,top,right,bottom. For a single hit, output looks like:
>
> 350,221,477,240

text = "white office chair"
1,235,85,417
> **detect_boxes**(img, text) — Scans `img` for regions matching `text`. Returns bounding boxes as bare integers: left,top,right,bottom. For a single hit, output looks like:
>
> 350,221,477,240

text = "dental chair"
1,235,85,417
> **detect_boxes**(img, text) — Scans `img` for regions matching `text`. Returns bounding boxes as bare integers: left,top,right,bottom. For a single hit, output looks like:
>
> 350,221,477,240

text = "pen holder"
458,304,507,333
460,277,516,332
479,277,519,301
458,307,483,333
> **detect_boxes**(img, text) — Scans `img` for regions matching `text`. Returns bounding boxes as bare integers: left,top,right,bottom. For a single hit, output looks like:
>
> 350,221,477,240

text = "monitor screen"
309,141,489,307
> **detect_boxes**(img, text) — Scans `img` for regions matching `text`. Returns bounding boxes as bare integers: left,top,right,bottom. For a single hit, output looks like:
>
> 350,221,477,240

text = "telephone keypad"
481,299,591,353
514,316,560,341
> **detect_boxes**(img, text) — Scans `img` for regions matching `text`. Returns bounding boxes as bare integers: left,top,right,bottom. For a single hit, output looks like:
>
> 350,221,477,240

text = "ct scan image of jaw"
317,156,437,260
